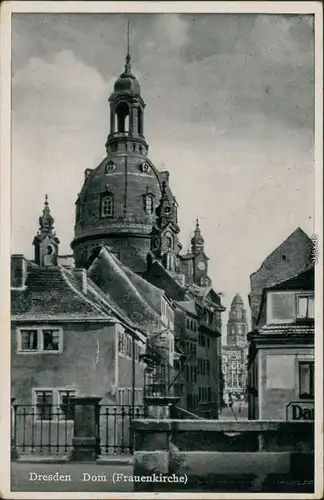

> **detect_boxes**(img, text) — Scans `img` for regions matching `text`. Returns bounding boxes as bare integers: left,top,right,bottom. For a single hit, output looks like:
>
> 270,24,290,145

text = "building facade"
11,199,177,410
247,228,314,421
11,49,225,424
222,294,249,408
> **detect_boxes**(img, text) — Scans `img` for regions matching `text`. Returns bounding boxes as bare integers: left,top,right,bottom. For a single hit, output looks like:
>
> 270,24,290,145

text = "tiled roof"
176,300,197,316
141,260,187,302
119,262,164,313
11,265,108,319
87,246,161,334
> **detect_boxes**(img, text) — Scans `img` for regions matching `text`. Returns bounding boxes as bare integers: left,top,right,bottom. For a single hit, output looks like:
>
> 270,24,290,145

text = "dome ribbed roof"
114,70,141,95
112,55,141,97
231,293,243,305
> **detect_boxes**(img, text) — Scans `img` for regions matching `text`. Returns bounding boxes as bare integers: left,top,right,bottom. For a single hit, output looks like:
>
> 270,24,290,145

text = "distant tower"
227,294,248,347
33,195,60,267
191,219,210,287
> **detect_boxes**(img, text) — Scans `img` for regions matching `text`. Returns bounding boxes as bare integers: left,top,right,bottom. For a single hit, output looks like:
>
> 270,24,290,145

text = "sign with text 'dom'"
286,401,314,420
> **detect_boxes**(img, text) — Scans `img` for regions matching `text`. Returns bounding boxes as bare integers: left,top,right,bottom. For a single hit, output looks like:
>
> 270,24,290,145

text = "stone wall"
132,419,314,493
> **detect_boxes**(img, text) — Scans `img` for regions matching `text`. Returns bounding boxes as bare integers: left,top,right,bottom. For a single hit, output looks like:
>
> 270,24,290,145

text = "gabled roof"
250,227,312,281
141,260,187,302
87,246,161,335
255,264,315,326
119,261,165,313
176,300,197,316
195,287,226,311
11,265,108,320
267,263,314,291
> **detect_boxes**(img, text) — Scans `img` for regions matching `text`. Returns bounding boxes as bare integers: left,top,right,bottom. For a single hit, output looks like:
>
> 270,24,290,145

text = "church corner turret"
33,195,60,267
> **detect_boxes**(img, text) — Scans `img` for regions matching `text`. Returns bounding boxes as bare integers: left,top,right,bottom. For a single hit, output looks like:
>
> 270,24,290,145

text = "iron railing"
12,405,74,454
99,405,144,455
12,404,145,456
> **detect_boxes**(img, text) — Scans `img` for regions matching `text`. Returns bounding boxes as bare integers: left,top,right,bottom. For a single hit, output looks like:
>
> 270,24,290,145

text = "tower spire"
191,217,205,254
125,20,131,73
39,194,54,235
33,194,60,267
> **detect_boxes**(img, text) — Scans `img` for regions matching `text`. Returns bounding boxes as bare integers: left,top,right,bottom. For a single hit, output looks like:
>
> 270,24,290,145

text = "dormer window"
105,161,116,174
140,162,150,173
101,193,114,218
267,291,315,324
144,194,154,215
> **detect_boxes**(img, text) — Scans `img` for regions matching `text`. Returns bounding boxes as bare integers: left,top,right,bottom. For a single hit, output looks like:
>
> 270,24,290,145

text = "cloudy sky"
11,12,315,332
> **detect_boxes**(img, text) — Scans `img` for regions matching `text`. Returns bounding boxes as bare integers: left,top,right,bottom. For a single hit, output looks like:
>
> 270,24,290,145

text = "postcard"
0,1,323,499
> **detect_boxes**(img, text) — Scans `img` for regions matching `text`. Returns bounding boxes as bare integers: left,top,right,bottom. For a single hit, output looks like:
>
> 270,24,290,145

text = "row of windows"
78,193,156,220
186,364,197,383
28,386,145,422
222,361,244,373
117,387,143,406
198,333,210,348
183,340,197,355
198,386,212,403
186,317,197,332
17,328,63,353
198,358,210,376
108,142,147,155
226,374,245,389
32,388,77,421
105,161,150,174
118,332,145,362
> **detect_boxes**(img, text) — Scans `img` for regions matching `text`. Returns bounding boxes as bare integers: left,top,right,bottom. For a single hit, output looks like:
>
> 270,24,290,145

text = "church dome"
113,70,141,96
110,55,141,99
71,51,177,272
71,153,176,271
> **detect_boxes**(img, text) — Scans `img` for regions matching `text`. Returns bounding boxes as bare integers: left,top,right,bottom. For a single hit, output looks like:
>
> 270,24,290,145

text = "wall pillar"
11,397,18,460
71,396,102,461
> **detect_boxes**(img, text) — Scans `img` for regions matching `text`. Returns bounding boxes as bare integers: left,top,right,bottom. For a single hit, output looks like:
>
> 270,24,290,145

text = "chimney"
73,268,87,294
11,254,28,288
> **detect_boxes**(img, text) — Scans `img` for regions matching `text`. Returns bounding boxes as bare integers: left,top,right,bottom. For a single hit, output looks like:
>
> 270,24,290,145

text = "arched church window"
115,102,130,133
138,108,143,135
165,232,173,249
144,194,154,215
105,161,116,174
100,193,114,218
